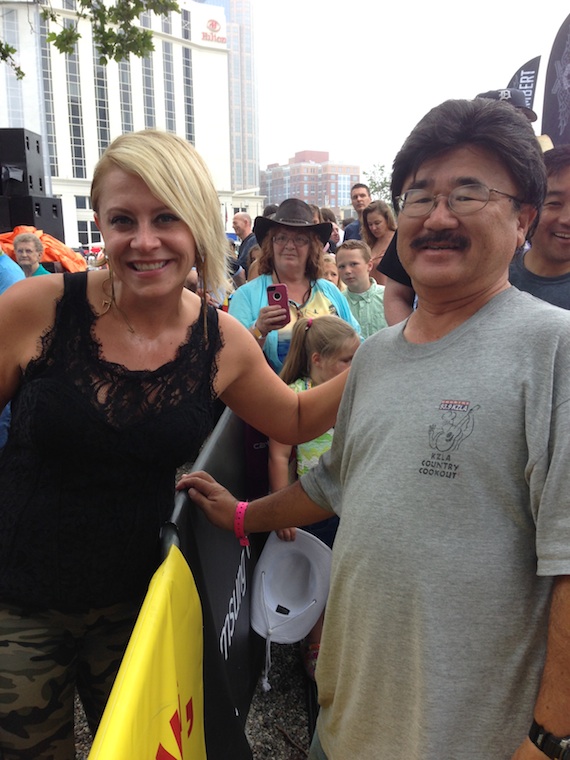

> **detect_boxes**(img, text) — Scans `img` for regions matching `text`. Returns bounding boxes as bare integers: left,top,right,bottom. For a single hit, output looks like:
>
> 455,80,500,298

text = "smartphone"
267,284,291,327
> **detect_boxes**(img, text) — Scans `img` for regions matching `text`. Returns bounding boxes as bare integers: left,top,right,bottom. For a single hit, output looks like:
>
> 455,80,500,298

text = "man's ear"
516,204,538,248
93,213,101,232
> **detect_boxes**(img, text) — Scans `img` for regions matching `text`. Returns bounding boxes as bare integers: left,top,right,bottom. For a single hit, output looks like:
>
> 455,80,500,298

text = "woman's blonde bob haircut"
91,130,229,297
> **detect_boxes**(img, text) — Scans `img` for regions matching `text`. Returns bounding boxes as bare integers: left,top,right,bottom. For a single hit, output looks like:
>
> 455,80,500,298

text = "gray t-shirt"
509,249,570,309
301,287,570,759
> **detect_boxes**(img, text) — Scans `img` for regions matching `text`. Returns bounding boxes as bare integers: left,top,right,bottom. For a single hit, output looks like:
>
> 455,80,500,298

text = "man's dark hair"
351,183,370,195
320,206,337,224
262,203,278,217
391,99,546,235
543,145,570,178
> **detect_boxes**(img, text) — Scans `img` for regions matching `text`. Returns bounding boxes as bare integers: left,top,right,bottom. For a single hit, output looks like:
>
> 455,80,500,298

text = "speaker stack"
0,128,65,241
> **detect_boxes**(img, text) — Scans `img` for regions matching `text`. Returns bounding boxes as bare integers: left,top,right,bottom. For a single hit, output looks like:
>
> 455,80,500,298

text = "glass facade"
163,41,176,133
142,56,156,129
3,11,24,127
182,47,195,144
181,9,191,40
77,219,101,247
65,19,86,179
118,60,134,134
3,0,229,247
204,0,259,190
93,45,111,154
40,18,58,175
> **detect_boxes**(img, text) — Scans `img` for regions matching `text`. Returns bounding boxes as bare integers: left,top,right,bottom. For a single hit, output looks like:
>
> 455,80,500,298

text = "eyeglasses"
273,233,311,247
396,183,522,218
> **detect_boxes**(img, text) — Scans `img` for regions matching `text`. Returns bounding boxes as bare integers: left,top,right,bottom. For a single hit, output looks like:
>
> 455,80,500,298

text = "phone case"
267,284,291,327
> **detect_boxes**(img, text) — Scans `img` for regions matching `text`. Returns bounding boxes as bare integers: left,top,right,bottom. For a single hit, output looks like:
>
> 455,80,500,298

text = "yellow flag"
89,545,206,760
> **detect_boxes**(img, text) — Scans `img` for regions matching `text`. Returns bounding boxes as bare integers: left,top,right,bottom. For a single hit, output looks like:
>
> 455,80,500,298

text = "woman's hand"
176,470,238,533
276,527,297,542
255,304,288,336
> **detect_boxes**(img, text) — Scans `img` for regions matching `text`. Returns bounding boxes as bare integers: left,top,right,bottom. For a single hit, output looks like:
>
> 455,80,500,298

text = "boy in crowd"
336,240,387,338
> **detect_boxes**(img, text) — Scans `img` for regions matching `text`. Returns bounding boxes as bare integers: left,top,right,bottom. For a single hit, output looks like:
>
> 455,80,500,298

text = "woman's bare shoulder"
216,307,257,350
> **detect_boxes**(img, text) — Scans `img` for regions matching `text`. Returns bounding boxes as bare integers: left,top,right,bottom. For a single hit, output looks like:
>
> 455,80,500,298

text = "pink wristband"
234,501,250,547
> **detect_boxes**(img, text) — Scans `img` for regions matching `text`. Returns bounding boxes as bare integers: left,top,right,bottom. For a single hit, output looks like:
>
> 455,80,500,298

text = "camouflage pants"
0,599,140,760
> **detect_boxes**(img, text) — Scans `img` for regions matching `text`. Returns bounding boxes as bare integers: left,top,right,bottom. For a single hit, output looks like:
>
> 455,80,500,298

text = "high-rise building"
0,0,236,246
260,151,360,216
199,0,259,191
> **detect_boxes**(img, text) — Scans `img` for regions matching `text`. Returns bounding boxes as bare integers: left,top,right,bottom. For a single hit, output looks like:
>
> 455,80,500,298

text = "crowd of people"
2,88,570,760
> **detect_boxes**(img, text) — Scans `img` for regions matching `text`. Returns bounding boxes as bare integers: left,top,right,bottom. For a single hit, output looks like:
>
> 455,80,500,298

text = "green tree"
1,0,179,80
363,164,392,205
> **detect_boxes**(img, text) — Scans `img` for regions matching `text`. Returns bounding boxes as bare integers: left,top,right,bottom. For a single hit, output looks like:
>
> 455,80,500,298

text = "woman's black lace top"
0,272,222,611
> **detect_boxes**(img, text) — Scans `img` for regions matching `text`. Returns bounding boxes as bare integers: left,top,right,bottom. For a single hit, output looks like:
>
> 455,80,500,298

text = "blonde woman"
0,131,346,758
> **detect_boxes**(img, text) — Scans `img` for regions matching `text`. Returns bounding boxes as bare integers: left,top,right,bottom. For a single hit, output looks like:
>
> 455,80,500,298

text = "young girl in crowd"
268,315,360,678
322,253,344,290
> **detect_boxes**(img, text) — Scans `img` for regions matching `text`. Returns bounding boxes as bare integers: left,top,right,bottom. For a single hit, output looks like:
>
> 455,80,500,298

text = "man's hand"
511,737,551,759
176,470,237,533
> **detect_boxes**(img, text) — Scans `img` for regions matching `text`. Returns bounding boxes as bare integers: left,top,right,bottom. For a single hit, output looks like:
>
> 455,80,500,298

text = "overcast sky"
252,1,568,176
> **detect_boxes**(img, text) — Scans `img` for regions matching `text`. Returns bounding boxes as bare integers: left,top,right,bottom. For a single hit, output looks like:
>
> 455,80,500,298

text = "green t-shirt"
290,377,333,476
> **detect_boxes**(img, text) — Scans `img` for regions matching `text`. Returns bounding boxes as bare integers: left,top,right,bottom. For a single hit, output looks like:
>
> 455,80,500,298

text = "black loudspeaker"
0,128,46,197
0,197,10,233
9,196,65,242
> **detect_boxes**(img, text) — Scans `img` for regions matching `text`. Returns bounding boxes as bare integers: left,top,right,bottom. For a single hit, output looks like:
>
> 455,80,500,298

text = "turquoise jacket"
229,273,362,372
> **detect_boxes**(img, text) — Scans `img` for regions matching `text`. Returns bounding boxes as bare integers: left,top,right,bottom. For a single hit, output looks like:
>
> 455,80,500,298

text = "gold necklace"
101,274,135,334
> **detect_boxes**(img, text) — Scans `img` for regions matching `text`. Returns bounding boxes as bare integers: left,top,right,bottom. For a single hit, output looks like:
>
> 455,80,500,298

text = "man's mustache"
409,232,469,251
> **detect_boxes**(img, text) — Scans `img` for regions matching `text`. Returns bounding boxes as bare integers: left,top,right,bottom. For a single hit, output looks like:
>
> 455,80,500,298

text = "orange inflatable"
0,225,87,273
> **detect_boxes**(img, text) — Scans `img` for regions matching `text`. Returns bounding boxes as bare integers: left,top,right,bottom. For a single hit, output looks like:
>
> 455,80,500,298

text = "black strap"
529,719,570,759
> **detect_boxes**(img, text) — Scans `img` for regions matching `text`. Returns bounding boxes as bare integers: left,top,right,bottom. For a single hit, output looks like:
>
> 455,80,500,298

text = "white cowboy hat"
251,529,333,690
251,529,332,644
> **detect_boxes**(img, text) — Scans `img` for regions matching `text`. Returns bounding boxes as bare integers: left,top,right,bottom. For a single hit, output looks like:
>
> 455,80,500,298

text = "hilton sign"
202,18,227,44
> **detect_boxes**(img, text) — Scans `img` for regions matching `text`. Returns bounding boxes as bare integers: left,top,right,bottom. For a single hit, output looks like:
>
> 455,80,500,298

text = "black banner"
542,13,570,145
161,408,267,760
508,56,541,111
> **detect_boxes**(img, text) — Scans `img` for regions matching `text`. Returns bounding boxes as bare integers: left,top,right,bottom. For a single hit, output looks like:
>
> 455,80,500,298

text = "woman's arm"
268,438,297,541
0,276,62,408
215,311,347,445
268,439,293,492
383,278,415,325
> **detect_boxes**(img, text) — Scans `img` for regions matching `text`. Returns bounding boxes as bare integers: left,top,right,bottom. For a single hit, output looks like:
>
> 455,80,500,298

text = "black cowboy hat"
253,199,332,247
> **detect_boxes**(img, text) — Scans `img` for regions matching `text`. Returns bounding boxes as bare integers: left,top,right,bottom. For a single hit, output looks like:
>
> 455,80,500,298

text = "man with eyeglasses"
380,89,541,326
187,99,570,760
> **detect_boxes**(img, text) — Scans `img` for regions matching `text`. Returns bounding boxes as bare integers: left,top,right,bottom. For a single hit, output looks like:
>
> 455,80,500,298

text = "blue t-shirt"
0,252,25,293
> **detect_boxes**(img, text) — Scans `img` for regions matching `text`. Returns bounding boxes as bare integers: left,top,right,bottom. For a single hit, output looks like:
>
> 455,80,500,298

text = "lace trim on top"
24,272,221,430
